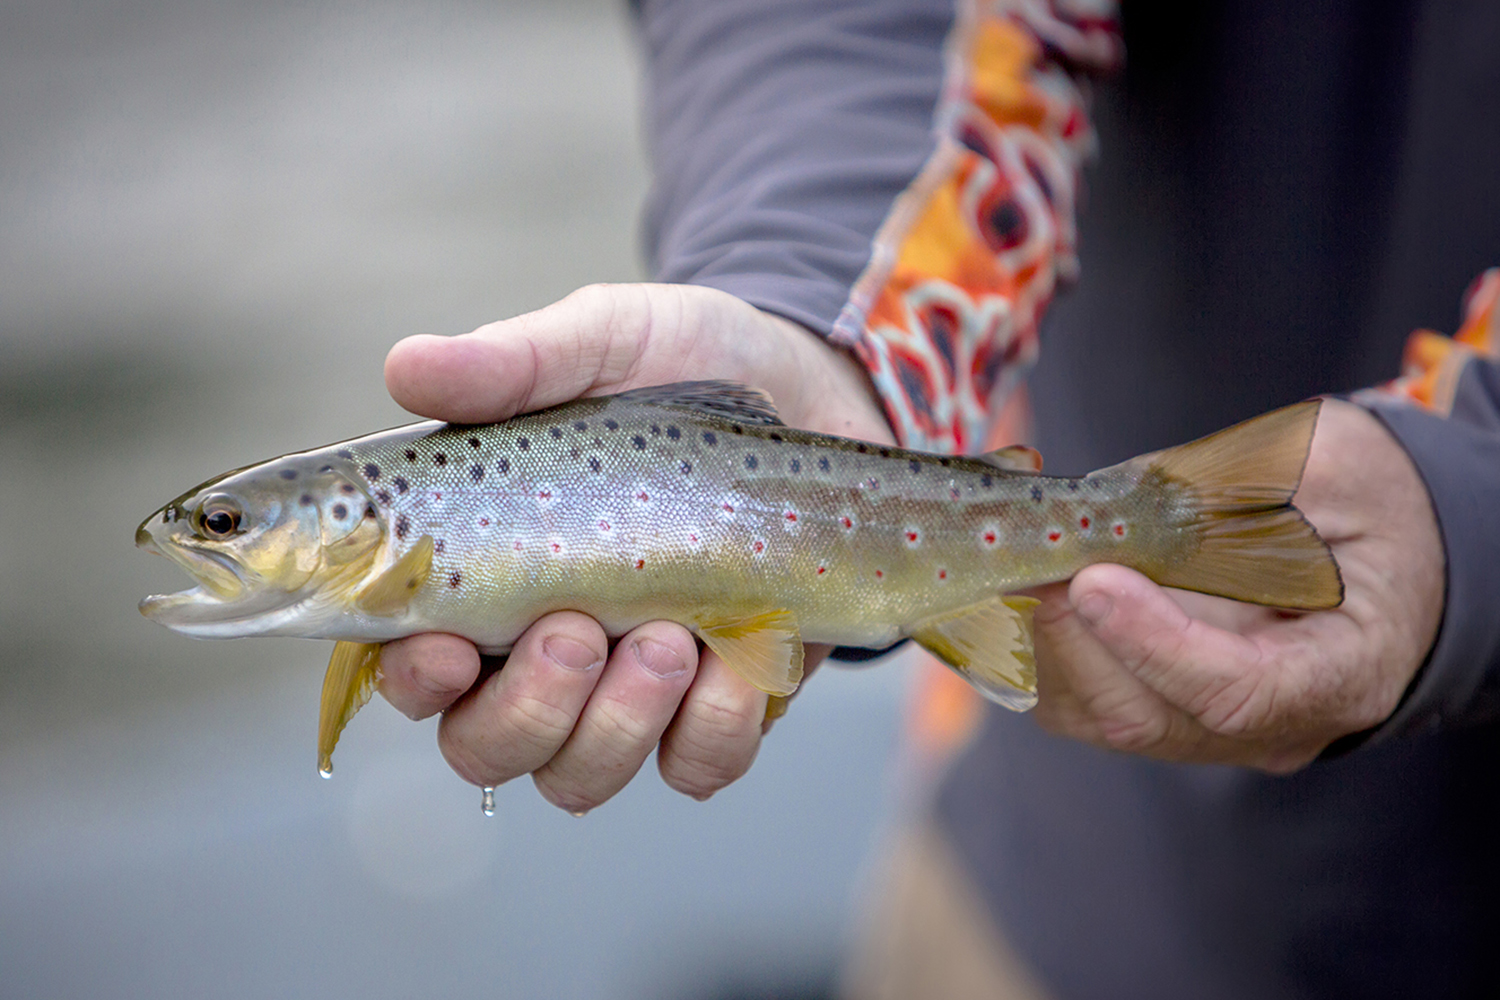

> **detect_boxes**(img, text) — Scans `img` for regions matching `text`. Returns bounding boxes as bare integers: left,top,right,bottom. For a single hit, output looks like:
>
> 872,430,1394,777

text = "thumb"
1068,564,1272,736
384,283,742,424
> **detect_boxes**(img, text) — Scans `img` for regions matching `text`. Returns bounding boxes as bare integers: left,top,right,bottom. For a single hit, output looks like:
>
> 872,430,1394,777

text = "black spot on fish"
650,424,661,436
337,449,353,460
363,463,380,480
468,437,481,449
603,418,619,431
549,426,563,439
680,460,692,475
573,420,587,432
938,457,952,468
496,458,509,474
1068,481,1080,492
394,515,410,539
702,431,717,446
909,460,921,474
1031,485,1044,503
449,571,461,588
433,453,447,466
517,437,529,450
730,425,744,435
434,539,446,555
790,458,801,474
279,469,298,481
745,454,758,470
856,443,868,454
300,494,314,506
588,457,601,473
405,449,417,462
340,483,356,495
470,465,484,483
393,477,409,494
332,503,348,520
376,490,392,505
818,457,831,472
980,474,993,488
632,435,646,451
363,504,376,519
769,432,783,442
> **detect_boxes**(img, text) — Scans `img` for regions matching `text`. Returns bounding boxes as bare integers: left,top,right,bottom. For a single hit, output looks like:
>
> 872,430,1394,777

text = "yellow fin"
317,640,382,777
695,609,804,697
355,535,434,616
979,444,1043,474
764,694,793,723
909,595,1039,712
1143,400,1344,610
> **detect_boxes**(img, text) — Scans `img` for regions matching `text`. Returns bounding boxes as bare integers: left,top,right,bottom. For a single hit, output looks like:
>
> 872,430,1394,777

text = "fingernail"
1076,593,1113,627
542,636,603,672
633,638,688,678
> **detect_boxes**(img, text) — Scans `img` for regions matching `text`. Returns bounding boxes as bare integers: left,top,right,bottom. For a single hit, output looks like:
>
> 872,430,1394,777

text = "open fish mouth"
136,518,252,626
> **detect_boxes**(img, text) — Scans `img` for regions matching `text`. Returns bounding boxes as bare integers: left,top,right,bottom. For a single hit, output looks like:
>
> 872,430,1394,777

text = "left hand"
1029,399,1446,773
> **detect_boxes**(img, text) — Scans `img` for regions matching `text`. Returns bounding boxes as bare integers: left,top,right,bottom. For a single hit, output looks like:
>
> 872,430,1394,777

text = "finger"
436,611,607,787
1069,564,1273,737
658,650,768,800
531,620,699,813
1031,581,1193,753
378,633,481,720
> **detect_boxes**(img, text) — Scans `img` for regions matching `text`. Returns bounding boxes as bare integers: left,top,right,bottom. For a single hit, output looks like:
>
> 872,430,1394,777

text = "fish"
137,382,1343,774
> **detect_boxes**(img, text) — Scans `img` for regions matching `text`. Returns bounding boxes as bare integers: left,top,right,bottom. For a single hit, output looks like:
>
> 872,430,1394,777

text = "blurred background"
0,1,913,996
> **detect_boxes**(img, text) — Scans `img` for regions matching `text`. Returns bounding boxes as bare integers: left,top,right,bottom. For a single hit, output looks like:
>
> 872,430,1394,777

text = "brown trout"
137,382,1342,773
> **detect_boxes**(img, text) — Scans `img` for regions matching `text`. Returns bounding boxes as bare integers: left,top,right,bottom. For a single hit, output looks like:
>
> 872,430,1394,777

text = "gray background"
0,2,913,996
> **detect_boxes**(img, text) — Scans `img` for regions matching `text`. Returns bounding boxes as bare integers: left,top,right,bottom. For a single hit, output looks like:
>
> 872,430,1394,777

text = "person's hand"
1029,398,1445,772
377,283,894,812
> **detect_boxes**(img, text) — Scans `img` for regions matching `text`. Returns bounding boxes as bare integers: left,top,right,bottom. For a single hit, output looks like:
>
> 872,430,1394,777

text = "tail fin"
1145,400,1344,610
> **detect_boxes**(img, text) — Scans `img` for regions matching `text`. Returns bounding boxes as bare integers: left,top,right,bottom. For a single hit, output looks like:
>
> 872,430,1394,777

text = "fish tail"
1141,400,1344,610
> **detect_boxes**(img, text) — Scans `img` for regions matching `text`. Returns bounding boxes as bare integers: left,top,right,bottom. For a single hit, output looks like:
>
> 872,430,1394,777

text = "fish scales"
137,381,1344,772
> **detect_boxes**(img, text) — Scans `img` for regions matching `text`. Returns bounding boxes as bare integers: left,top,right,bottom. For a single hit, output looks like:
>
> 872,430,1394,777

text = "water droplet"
570,809,589,819
319,763,333,779
480,786,496,817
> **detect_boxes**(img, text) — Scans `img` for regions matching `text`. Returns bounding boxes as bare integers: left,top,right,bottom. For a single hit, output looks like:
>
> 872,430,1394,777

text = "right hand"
377,283,894,812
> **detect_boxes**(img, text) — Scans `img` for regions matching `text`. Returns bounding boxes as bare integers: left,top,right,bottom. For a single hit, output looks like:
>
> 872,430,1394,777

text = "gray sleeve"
632,0,953,337
1360,357,1500,736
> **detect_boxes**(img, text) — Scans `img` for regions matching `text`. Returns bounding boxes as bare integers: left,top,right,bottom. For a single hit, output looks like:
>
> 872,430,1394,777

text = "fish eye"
195,495,245,538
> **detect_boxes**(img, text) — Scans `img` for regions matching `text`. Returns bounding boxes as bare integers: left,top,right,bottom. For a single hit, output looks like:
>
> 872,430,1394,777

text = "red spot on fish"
875,569,884,579
551,542,561,553
448,572,461,588
938,569,948,580
784,512,797,522
1079,516,1091,529
1114,522,1127,538
538,490,551,500
514,541,523,551
689,534,699,543
753,540,765,554
635,559,645,570
1048,530,1062,543
816,566,826,575
433,492,442,500
983,531,997,545
906,531,919,542
479,518,489,527
598,520,611,531
723,503,734,512
637,491,649,502
841,517,853,530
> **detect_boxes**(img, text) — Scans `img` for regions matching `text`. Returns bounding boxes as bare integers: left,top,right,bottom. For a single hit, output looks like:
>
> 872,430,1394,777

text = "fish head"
138,456,384,636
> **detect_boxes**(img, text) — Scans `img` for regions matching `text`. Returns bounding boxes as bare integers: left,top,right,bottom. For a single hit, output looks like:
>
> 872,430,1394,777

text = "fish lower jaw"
138,587,328,639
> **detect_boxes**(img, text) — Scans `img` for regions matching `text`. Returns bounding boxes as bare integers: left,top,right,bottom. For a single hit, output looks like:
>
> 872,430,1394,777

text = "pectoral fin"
318,640,383,776
909,595,1039,711
695,609,804,697
355,535,434,616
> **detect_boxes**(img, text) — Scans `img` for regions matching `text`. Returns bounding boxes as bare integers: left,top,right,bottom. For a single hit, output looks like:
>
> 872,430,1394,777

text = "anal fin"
355,535,434,616
909,595,1039,711
318,640,383,776
695,609,804,697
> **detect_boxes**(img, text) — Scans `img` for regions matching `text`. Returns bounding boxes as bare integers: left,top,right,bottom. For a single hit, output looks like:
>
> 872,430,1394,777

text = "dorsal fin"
612,381,784,425
978,445,1043,474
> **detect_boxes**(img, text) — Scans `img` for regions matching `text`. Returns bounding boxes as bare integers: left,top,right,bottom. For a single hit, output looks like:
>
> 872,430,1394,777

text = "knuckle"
1096,705,1170,753
660,695,764,796
498,691,579,753
1193,673,1276,738
590,696,665,749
